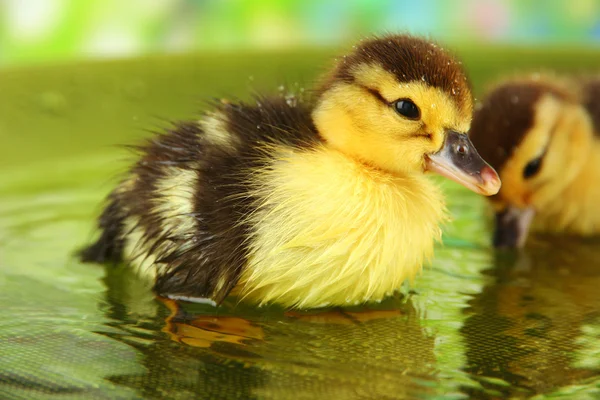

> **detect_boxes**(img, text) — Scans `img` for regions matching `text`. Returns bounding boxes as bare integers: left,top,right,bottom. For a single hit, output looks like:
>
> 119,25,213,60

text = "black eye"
394,99,420,119
523,156,543,179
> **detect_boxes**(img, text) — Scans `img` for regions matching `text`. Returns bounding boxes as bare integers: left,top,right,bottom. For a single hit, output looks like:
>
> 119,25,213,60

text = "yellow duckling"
81,34,500,309
469,74,600,248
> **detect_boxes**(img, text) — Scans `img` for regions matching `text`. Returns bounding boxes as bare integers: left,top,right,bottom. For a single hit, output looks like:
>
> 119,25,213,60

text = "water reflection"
101,266,440,399
3,50,600,399
461,236,600,398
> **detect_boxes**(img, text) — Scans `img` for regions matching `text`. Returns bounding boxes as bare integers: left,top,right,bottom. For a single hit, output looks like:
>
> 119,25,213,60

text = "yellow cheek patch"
313,85,428,174
313,64,472,175
499,95,563,207
350,63,472,133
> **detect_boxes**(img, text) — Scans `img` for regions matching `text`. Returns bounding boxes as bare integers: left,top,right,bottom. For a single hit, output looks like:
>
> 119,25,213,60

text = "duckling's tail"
79,196,126,264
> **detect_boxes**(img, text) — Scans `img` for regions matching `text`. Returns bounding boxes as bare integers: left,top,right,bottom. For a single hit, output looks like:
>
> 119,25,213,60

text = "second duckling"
81,34,500,308
470,74,600,248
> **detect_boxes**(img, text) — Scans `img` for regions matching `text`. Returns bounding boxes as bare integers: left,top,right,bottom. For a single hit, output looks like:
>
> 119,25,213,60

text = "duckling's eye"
393,99,420,120
523,156,543,179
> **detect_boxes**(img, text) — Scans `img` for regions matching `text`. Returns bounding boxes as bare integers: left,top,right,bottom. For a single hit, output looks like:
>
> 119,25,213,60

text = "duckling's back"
81,95,320,304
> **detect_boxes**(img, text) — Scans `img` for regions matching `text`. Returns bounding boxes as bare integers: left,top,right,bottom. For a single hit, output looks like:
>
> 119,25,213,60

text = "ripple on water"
1,154,600,399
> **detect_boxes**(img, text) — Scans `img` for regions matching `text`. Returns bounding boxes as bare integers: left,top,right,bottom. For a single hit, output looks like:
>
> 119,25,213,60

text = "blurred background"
2,3,600,399
1,0,600,68
2,0,600,168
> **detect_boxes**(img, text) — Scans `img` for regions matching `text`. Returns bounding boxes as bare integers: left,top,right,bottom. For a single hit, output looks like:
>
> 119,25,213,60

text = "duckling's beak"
493,206,535,248
425,130,501,196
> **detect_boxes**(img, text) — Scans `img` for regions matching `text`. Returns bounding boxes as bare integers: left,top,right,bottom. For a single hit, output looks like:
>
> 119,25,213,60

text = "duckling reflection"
460,237,600,398
103,264,410,351
161,300,409,350
160,297,265,348
100,265,441,399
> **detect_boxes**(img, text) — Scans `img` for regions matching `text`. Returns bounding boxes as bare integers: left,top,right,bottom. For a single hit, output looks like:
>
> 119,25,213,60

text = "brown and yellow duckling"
81,34,500,309
470,74,600,248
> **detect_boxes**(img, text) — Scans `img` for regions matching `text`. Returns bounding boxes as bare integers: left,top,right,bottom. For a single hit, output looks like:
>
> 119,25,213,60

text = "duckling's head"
313,34,500,196
469,75,594,248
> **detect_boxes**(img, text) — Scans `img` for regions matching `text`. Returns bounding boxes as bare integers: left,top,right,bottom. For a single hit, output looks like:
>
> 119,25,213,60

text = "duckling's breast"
238,145,447,308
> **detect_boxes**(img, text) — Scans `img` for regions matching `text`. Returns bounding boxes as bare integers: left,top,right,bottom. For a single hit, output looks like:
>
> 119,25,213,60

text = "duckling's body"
470,74,600,247
238,142,446,307
82,35,499,308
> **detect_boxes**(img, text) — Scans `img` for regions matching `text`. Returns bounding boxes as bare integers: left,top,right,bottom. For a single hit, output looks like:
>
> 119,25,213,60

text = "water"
1,48,600,399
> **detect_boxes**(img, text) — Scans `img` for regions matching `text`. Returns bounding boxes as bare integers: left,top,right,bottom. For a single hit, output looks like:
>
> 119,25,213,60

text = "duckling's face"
313,35,500,196
470,82,593,248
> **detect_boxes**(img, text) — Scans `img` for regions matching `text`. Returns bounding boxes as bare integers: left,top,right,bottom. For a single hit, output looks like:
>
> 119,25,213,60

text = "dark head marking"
469,81,572,172
320,34,472,112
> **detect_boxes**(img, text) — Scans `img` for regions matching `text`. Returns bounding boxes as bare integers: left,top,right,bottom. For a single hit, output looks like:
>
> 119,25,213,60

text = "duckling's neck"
534,139,600,235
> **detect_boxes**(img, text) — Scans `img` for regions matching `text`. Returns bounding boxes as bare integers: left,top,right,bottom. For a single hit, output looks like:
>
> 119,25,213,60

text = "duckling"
469,74,600,248
80,34,500,309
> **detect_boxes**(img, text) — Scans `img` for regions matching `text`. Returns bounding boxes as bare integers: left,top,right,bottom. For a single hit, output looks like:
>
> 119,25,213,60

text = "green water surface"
1,46,600,399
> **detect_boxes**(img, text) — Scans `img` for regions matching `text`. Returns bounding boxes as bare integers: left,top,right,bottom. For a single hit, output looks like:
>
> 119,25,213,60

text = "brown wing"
81,121,250,304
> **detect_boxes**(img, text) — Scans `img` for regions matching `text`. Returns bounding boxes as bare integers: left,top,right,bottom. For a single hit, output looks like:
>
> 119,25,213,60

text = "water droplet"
431,103,436,109
285,94,297,107
421,75,426,82
451,88,458,95
278,85,285,92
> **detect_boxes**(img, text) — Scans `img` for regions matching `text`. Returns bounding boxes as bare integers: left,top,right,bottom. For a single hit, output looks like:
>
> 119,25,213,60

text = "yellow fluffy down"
237,145,448,309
